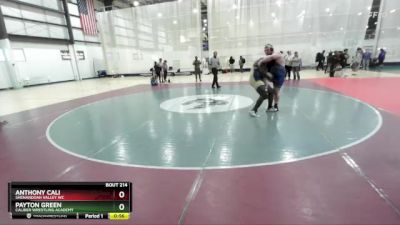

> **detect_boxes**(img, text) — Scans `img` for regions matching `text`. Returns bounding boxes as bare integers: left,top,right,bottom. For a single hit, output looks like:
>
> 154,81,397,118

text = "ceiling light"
133,1,139,7
180,35,186,43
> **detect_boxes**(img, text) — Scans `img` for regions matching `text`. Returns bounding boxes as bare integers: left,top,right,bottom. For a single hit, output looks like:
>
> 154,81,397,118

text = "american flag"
77,0,97,35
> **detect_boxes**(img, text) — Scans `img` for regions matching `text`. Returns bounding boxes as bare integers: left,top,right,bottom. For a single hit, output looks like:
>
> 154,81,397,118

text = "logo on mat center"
160,94,253,113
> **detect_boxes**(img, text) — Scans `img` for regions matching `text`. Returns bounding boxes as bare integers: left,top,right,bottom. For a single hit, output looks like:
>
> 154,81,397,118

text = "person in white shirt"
351,48,363,74
209,51,221,88
162,60,168,83
291,52,302,80
284,51,293,79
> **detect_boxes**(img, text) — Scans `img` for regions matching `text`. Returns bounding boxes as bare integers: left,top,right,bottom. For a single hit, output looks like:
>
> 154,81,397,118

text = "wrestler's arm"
258,55,278,66
258,55,276,66
259,53,285,67
263,72,273,84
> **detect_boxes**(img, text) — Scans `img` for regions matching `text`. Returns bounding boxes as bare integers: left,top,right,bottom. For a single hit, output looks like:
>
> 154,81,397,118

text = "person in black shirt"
342,49,349,69
239,56,245,73
329,51,340,77
193,56,202,82
249,58,274,117
229,56,235,73
325,52,333,74
316,50,325,71
155,59,162,83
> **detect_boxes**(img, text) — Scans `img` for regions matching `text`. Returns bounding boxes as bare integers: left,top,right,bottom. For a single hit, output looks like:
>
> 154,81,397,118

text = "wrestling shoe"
249,110,260,117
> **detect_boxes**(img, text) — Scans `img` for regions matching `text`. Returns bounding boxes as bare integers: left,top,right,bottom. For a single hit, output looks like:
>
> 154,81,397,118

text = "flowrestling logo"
182,97,229,109
160,94,253,113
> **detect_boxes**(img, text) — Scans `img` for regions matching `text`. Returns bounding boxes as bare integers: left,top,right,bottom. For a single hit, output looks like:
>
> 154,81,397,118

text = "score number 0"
119,191,125,211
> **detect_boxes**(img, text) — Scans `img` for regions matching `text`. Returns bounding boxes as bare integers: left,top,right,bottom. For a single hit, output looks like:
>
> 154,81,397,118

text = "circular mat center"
47,85,381,169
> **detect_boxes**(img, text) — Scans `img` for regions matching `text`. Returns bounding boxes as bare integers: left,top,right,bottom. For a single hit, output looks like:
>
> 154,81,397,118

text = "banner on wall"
77,51,85,60
60,50,71,60
132,52,143,60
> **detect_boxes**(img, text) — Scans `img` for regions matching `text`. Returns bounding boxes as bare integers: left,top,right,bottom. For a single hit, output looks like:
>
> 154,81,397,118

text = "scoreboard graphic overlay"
8,182,132,220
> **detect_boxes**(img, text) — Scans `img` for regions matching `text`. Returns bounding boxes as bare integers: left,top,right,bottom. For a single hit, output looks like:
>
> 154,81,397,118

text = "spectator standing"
284,51,293,79
162,60,168,83
316,50,325,71
362,49,372,70
291,52,302,80
325,51,333,74
351,48,363,73
193,56,202,82
229,56,235,73
239,56,245,73
378,48,386,71
209,51,221,88
341,49,350,76
155,60,162,83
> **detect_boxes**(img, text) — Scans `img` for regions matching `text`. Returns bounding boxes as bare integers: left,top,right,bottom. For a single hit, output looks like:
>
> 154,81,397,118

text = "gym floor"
1,68,400,224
